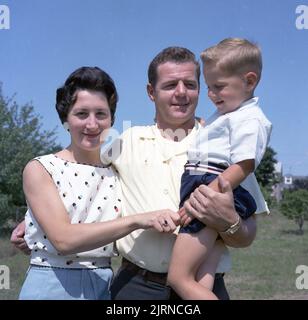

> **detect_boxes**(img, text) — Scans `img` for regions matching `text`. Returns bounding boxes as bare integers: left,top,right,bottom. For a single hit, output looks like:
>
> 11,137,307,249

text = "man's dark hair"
148,47,200,87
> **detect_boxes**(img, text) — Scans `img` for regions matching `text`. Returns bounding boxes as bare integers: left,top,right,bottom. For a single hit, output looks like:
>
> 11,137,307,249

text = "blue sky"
1,0,308,175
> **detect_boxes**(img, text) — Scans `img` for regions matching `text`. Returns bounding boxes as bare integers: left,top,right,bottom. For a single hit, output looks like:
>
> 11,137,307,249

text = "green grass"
1,210,308,300
0,239,30,299
225,209,308,299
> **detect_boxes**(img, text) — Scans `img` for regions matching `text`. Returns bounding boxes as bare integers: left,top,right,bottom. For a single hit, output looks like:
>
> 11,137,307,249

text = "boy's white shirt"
188,97,272,214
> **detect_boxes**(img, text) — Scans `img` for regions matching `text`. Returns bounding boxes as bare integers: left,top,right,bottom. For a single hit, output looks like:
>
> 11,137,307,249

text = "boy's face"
203,64,254,114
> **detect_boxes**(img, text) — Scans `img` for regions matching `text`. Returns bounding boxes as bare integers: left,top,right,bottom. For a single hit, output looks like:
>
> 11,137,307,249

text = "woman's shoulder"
23,156,54,187
23,154,60,180
31,153,56,164
24,154,53,170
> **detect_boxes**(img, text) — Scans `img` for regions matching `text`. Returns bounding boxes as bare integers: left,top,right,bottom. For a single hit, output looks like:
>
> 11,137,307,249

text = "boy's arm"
204,159,256,247
180,159,254,226
209,159,257,246
208,159,255,192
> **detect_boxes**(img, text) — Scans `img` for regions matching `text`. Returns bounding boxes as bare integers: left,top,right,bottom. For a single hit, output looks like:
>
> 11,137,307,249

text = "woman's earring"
63,122,70,132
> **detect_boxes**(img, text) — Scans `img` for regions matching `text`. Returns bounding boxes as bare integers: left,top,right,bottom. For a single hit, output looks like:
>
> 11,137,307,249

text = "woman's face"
66,90,112,152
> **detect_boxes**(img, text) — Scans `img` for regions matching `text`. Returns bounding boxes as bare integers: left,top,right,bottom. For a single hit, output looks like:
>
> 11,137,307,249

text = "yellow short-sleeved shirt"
102,123,231,273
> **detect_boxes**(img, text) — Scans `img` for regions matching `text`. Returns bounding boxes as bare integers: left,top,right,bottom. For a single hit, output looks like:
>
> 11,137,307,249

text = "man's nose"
175,81,187,96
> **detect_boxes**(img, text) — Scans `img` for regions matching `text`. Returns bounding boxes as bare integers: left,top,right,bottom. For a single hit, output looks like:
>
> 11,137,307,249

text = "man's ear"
147,83,155,101
244,72,258,91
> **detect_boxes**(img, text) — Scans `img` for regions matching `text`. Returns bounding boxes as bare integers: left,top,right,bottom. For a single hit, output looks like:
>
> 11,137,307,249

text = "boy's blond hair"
201,38,262,84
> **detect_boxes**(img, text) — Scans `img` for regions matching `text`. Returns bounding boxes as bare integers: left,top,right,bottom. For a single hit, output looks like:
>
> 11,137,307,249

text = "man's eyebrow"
162,78,197,84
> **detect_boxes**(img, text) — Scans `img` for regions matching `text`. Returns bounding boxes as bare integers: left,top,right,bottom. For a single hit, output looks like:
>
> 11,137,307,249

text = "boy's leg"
196,239,225,287
110,260,229,300
167,227,219,300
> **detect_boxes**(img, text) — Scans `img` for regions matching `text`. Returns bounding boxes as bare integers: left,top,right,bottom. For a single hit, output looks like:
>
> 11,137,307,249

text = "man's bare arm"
10,220,30,254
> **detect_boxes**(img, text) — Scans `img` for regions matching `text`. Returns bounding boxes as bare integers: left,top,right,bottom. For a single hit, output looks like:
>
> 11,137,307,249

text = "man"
105,47,256,300
11,47,257,300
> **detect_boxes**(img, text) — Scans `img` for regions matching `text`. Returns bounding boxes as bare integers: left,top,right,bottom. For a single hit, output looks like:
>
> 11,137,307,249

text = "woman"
19,66,179,300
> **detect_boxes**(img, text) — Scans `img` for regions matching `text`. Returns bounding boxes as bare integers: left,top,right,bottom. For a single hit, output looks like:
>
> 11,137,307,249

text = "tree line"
0,85,61,232
254,139,308,234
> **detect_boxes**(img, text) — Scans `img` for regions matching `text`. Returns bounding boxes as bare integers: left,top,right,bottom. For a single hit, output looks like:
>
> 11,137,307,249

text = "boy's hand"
178,206,193,227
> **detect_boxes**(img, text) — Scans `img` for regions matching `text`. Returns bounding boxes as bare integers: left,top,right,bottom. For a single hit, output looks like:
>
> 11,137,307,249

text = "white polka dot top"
24,154,122,269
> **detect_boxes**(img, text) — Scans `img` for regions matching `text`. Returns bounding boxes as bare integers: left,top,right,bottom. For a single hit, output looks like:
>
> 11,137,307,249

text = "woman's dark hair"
56,66,118,125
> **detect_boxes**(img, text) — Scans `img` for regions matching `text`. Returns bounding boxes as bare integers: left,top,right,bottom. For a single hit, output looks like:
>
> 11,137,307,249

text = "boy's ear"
244,72,258,90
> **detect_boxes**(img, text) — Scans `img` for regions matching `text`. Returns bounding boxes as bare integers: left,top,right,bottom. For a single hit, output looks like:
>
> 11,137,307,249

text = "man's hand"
10,220,30,255
183,175,238,232
183,175,256,247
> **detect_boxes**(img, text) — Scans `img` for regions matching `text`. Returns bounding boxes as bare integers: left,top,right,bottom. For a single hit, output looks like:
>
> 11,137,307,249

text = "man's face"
147,62,199,130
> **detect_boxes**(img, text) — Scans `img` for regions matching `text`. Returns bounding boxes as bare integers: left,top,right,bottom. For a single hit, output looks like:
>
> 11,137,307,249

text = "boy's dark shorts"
179,170,257,234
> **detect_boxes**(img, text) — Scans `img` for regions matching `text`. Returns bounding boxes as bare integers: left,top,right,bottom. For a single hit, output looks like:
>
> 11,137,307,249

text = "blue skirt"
19,265,113,300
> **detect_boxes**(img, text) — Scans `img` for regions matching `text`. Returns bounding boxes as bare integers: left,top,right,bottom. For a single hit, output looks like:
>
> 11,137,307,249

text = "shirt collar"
147,121,201,161
238,96,259,110
138,120,201,140
153,120,200,141
211,96,259,119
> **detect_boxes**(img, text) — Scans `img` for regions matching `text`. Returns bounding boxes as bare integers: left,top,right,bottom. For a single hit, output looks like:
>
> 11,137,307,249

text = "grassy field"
1,209,308,300
225,209,308,299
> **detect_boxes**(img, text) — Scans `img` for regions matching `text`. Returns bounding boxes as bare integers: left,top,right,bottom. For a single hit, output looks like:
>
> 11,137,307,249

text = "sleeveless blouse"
24,154,121,268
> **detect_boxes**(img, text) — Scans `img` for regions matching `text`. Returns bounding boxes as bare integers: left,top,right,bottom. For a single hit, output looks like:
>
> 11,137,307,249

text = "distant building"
271,162,308,202
283,174,293,189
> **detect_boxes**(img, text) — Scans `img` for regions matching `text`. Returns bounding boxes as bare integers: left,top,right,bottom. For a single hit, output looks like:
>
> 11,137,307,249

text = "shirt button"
163,189,169,195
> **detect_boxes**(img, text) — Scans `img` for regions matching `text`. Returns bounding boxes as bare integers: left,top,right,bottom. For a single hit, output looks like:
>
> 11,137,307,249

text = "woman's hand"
139,209,181,233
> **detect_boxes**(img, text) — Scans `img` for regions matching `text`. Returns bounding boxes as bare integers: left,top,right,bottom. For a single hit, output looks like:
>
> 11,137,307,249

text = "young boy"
168,38,272,299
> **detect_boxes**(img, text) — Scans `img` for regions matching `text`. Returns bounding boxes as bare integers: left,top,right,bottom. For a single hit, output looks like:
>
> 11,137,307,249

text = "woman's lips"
83,132,101,138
